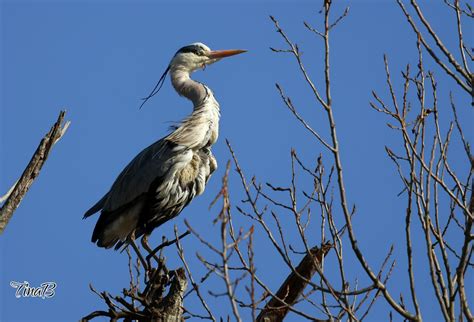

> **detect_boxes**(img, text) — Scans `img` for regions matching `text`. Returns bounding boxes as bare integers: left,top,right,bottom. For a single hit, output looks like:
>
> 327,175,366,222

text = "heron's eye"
196,50,205,56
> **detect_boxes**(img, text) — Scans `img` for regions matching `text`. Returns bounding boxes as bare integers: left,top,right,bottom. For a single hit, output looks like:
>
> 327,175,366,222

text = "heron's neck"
167,67,220,149
170,68,209,107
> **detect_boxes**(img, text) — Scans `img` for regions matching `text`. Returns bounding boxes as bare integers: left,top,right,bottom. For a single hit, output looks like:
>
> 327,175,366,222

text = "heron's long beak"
207,49,247,59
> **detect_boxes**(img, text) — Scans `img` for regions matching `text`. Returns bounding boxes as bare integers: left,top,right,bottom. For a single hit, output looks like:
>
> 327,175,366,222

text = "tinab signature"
10,281,56,299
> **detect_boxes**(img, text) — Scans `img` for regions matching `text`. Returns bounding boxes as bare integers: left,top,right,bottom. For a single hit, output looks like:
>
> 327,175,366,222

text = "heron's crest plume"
139,64,170,109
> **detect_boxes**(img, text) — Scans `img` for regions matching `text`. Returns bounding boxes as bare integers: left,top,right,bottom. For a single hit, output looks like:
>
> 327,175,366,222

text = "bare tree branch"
257,243,332,322
0,110,70,234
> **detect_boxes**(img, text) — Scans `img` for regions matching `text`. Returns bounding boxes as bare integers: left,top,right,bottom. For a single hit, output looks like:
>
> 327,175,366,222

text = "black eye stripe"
176,45,205,55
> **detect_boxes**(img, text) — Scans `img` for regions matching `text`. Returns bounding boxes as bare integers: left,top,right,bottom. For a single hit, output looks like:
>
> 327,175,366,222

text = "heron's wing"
86,138,193,248
85,121,215,249
102,138,190,213
83,193,109,218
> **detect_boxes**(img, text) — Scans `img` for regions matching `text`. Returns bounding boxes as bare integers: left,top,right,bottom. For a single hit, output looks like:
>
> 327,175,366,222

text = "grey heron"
84,43,246,249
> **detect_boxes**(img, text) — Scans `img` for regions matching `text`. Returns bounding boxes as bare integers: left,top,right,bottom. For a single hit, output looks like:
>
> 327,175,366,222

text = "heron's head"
139,42,245,108
170,42,246,72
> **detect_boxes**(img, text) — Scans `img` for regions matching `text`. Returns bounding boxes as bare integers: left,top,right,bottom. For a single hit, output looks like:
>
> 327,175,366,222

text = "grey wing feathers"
83,138,200,248
83,193,109,219
82,138,172,218
103,138,179,213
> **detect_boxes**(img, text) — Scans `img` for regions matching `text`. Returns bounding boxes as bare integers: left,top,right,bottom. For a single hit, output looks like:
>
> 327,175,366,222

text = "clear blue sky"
1,0,471,321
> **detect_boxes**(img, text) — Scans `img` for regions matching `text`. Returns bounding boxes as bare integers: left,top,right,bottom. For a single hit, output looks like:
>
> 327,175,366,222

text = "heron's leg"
129,231,148,273
144,230,192,266
140,233,152,253
141,234,159,269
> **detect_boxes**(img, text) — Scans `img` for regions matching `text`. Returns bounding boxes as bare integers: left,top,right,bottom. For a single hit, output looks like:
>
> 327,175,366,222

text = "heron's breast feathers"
144,148,216,231
174,148,217,198
166,95,220,149
178,153,201,188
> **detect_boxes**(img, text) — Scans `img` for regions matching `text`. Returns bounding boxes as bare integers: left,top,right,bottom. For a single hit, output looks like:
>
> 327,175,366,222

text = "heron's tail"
91,199,143,249
83,193,109,219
